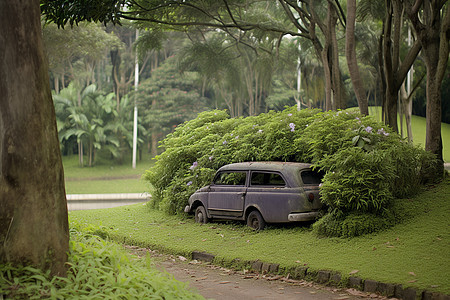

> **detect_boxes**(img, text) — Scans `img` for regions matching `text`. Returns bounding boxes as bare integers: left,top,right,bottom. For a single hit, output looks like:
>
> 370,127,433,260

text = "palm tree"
53,83,96,166
54,84,123,166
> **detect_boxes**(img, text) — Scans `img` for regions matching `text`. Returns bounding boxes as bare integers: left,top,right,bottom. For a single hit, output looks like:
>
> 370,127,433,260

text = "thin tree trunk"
383,0,399,132
54,76,60,94
0,0,69,276
329,3,342,110
60,74,65,90
78,140,84,167
346,0,369,115
322,46,333,111
382,0,421,133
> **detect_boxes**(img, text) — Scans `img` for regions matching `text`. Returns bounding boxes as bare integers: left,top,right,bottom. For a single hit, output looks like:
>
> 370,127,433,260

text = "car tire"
246,210,266,230
195,206,209,224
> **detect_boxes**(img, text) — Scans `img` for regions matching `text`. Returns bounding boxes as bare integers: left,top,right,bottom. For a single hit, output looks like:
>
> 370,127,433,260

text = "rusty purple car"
184,161,324,230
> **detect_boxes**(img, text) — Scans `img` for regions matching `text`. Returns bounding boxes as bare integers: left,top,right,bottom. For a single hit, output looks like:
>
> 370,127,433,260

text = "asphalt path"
125,245,388,300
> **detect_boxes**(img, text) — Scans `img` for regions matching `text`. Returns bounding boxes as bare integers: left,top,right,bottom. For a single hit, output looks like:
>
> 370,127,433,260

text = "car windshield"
214,171,247,186
300,170,323,185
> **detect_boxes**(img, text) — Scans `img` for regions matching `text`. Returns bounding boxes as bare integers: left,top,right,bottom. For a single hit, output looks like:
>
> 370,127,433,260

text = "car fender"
244,204,264,220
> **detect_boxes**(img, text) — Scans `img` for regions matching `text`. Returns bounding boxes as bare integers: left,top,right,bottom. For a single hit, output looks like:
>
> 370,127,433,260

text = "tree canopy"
41,0,449,169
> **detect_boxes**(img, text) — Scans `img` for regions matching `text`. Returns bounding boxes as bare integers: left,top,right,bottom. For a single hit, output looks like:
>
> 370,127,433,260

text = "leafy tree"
106,94,146,164
41,0,448,171
42,22,121,94
178,31,278,117
53,83,96,166
137,56,208,156
55,84,127,166
1,0,68,276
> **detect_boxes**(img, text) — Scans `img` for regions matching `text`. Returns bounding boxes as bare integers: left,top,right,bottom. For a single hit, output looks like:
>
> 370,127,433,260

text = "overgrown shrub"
312,210,396,238
144,107,438,237
0,221,203,299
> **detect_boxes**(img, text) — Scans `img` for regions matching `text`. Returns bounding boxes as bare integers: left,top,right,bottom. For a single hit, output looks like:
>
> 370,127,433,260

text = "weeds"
0,221,203,299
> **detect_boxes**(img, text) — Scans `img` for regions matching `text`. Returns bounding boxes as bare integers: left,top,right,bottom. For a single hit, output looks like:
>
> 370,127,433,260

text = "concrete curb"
66,193,151,211
190,253,449,300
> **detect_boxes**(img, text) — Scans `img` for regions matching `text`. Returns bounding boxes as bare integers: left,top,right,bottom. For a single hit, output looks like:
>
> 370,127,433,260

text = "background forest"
41,1,450,167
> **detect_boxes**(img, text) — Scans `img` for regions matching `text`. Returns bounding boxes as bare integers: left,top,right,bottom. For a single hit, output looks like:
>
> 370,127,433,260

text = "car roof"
217,161,312,173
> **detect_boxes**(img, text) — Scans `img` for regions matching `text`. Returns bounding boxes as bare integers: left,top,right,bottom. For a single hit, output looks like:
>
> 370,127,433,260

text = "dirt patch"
124,245,389,300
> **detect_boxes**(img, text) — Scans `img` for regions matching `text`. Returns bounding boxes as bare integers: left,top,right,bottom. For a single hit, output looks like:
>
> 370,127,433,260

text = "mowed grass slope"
367,106,450,162
69,176,450,295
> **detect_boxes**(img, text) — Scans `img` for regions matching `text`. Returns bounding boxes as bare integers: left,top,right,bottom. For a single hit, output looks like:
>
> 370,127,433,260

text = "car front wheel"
247,210,266,230
195,206,209,224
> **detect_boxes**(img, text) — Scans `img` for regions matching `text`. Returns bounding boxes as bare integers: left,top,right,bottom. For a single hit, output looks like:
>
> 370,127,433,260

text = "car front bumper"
287,211,319,222
184,205,191,213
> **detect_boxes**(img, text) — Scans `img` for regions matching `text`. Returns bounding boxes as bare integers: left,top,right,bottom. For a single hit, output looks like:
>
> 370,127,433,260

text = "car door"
245,171,299,223
207,171,247,218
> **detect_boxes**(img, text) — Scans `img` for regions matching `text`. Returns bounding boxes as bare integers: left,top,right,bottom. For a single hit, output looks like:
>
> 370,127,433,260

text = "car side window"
301,170,323,185
250,172,286,186
214,171,247,186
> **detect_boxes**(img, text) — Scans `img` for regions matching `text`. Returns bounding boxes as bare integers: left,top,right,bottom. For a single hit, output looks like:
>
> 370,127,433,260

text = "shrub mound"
0,221,202,299
144,107,437,237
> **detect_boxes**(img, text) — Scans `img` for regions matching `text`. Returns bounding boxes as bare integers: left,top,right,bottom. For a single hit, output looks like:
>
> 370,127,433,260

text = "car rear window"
301,170,323,185
214,171,247,186
250,172,286,186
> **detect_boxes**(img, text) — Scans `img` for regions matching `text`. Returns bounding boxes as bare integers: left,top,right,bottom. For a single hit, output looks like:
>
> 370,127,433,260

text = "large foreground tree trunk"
0,0,69,276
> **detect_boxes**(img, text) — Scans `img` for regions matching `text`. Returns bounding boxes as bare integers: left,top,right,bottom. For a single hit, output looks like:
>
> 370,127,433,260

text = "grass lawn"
69,177,450,295
63,153,154,194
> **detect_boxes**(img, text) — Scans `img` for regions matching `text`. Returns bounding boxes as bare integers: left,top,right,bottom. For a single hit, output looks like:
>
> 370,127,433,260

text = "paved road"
125,246,385,300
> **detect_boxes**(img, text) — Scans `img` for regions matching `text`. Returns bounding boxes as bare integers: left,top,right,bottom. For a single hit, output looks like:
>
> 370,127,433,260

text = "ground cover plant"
144,107,439,237
0,221,203,299
68,177,450,295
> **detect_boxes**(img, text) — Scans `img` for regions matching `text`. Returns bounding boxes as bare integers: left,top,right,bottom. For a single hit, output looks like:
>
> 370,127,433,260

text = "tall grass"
0,222,203,299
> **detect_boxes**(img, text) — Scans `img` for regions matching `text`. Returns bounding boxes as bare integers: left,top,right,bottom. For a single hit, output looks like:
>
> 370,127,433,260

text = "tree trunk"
425,71,443,161
345,0,369,115
151,131,159,157
382,0,421,133
329,3,342,110
0,0,69,276
54,76,60,94
60,74,65,90
407,0,449,169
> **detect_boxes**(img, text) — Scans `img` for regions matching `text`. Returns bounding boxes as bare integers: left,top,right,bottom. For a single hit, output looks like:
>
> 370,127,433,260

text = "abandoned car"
184,161,324,230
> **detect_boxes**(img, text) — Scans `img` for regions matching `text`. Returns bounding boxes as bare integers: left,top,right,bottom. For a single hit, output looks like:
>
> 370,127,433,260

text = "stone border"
191,252,449,300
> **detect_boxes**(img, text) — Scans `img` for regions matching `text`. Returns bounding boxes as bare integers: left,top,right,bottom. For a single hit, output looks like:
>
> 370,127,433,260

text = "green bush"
0,221,203,299
144,107,439,237
312,210,396,238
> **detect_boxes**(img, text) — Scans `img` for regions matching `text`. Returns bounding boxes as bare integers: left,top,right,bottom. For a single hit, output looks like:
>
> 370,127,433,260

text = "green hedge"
144,107,438,237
